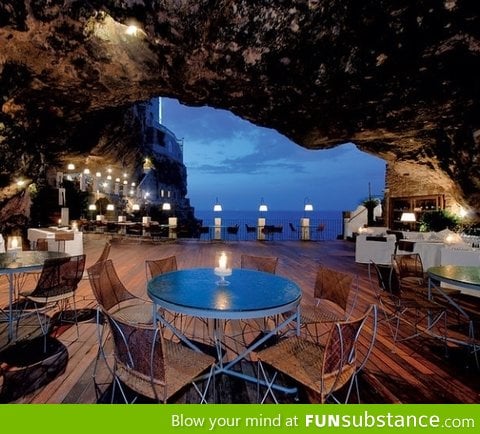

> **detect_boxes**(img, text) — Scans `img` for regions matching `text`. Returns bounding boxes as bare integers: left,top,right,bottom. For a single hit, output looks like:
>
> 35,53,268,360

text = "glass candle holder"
214,250,232,285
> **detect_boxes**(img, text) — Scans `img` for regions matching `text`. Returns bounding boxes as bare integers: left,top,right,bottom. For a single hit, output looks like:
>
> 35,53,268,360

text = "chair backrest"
369,261,400,296
36,238,49,251
391,253,424,284
241,254,278,274
103,307,167,400
95,241,111,264
30,254,86,299
289,222,297,232
87,259,136,311
245,224,256,233
227,225,239,234
313,265,355,312
145,256,178,280
320,304,374,400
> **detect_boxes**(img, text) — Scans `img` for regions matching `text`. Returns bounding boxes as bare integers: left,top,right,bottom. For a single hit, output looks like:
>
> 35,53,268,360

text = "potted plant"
362,198,380,226
419,210,459,232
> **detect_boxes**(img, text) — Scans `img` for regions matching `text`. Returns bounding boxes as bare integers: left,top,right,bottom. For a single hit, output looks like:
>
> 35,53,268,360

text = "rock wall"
1,1,479,219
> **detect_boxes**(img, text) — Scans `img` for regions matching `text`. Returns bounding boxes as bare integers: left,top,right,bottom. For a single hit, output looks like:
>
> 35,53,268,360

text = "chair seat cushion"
257,336,355,399
21,291,75,304
110,303,153,324
116,339,215,401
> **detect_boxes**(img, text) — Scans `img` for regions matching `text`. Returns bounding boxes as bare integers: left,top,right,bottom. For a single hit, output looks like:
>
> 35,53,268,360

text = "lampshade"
106,204,115,211
304,197,313,212
67,163,75,170
400,212,416,222
162,202,171,211
88,204,97,211
258,198,268,212
132,204,140,211
83,168,90,175
213,197,222,212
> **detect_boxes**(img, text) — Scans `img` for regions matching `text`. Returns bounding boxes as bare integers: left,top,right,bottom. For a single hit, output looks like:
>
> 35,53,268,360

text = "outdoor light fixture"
400,212,416,222
213,197,223,212
125,25,139,36
304,197,314,212
162,202,171,211
258,198,268,212
132,204,140,211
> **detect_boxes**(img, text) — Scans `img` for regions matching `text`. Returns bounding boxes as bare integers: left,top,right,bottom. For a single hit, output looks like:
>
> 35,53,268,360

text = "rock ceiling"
0,1,479,215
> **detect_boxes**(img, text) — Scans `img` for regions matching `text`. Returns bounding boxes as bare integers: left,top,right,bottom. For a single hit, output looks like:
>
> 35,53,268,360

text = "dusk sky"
161,98,386,213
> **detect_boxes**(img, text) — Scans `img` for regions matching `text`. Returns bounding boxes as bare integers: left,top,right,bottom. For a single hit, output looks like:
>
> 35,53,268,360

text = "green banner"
0,404,478,434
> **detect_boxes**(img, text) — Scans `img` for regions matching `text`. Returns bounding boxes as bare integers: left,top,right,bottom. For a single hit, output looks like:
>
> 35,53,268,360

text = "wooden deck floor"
1,234,480,403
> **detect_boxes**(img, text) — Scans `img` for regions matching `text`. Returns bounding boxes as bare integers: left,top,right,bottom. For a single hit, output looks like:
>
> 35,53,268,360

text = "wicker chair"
103,307,216,403
145,255,181,330
245,224,257,239
370,260,447,346
96,241,111,264
240,255,279,344
392,253,460,299
145,256,178,280
87,259,153,380
240,255,278,274
17,254,86,349
81,241,111,280
256,304,375,403
226,225,240,241
299,265,359,340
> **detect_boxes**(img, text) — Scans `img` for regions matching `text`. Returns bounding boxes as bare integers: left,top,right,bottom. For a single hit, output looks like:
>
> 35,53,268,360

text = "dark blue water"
195,210,343,240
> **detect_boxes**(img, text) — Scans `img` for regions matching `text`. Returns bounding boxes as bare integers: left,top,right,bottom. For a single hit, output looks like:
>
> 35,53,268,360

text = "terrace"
1,235,479,403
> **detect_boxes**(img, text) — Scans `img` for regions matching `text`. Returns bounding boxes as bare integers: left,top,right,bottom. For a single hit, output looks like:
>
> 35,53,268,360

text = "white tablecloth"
397,240,444,270
27,228,83,255
355,234,397,265
440,247,480,266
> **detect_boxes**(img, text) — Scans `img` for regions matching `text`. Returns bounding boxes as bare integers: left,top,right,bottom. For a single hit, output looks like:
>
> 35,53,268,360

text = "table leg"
219,311,299,394
428,277,474,347
7,273,14,340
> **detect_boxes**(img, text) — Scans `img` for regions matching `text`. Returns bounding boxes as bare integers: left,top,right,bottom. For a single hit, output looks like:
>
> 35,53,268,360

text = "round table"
147,267,301,392
428,265,480,292
147,267,301,320
428,265,480,347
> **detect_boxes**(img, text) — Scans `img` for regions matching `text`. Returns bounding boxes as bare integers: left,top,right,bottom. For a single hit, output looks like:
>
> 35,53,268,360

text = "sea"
194,210,344,241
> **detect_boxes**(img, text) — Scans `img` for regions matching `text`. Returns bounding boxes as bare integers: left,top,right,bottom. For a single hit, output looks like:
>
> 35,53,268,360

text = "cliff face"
1,1,479,214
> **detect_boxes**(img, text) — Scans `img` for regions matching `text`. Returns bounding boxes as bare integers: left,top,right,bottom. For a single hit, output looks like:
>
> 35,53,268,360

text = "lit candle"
219,252,227,270
58,218,62,225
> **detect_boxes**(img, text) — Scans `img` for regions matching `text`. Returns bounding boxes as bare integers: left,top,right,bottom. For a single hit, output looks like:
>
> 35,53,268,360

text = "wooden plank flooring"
1,234,480,403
